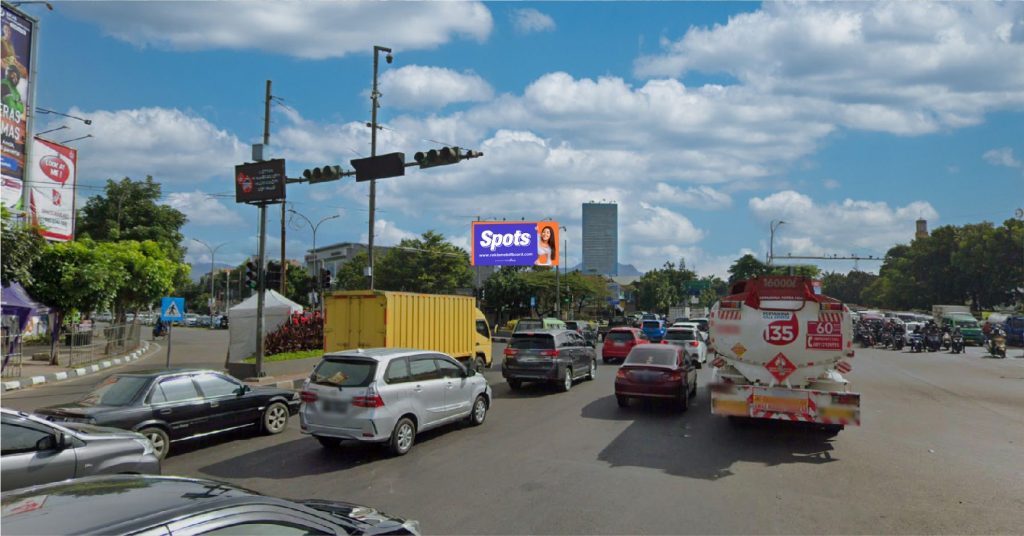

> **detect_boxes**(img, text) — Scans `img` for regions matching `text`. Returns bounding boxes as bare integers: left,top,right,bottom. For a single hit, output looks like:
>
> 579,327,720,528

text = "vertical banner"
1,5,35,210
28,137,77,241
472,221,559,266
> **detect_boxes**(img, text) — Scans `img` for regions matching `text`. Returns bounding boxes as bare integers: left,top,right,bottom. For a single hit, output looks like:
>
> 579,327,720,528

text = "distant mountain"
188,262,235,283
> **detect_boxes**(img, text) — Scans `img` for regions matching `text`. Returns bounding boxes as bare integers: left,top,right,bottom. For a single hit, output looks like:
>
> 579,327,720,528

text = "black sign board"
235,159,286,204
351,152,405,182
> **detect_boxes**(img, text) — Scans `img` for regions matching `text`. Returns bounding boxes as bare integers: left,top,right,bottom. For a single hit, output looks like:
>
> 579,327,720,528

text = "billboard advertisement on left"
472,221,560,267
1,5,36,210
28,137,77,242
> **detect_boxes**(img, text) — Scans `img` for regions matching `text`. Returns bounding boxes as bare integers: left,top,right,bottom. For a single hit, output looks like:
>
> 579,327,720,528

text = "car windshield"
606,331,633,343
625,346,678,366
79,375,150,407
510,334,555,350
642,321,661,329
954,319,978,328
664,330,696,341
517,320,542,331
312,357,377,387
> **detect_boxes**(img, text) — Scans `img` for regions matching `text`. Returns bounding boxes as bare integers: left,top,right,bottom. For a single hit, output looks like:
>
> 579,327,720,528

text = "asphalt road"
7,332,1024,534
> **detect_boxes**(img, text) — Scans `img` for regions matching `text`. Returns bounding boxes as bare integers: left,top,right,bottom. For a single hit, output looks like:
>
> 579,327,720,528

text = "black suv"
501,330,597,392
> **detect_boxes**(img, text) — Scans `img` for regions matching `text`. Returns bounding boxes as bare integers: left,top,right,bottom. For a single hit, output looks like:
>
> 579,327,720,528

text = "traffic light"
302,165,344,184
413,146,483,168
245,260,258,290
265,261,281,290
319,269,331,289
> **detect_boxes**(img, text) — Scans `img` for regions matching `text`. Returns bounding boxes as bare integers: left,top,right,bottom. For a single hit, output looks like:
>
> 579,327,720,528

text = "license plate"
613,342,625,347
319,399,348,412
752,391,809,414
821,407,856,420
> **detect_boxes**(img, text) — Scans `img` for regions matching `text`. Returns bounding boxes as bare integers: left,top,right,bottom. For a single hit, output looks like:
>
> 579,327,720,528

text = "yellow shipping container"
323,290,492,369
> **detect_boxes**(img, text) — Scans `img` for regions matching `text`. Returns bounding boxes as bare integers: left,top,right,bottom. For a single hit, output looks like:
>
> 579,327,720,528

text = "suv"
565,320,598,346
514,318,566,333
502,330,597,392
601,327,649,363
300,349,491,456
641,319,667,343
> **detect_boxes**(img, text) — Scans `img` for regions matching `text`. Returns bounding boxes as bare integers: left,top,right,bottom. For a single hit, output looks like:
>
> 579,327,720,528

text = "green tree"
99,241,190,323
334,252,369,291
375,231,473,294
284,264,314,307
728,254,770,284
634,260,697,313
0,207,47,286
482,267,531,323
77,177,188,260
820,270,878,305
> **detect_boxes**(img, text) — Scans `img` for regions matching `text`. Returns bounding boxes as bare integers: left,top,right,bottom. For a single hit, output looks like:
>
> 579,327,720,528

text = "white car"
903,322,924,344
662,327,707,364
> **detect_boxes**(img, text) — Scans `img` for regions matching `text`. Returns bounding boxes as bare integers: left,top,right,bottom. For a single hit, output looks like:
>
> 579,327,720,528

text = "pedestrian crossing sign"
161,297,185,321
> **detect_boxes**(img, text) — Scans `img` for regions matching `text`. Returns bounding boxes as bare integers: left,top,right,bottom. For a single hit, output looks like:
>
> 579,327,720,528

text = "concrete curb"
2,342,153,392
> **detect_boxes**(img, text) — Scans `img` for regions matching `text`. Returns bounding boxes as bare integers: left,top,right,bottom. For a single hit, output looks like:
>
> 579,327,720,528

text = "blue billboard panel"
472,221,560,267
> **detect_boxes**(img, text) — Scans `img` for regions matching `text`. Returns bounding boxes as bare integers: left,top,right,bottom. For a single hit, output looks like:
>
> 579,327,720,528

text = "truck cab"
474,309,493,368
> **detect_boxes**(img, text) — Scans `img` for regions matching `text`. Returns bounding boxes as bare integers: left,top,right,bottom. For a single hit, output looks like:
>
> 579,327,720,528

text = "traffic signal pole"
367,46,390,290
255,80,271,378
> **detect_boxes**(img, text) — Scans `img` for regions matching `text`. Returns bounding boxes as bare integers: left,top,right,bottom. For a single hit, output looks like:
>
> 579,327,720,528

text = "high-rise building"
582,202,618,276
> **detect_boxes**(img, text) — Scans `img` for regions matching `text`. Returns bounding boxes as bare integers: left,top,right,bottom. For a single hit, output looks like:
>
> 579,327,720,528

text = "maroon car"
614,344,698,411
601,327,648,363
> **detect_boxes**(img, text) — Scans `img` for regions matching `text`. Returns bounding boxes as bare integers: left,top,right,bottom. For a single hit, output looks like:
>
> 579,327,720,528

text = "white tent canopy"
227,290,303,362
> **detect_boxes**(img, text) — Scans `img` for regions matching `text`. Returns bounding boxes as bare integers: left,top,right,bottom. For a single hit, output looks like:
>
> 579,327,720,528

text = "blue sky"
21,1,1024,277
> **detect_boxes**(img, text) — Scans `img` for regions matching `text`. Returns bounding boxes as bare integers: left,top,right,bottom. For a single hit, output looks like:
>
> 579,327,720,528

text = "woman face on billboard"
536,225,556,266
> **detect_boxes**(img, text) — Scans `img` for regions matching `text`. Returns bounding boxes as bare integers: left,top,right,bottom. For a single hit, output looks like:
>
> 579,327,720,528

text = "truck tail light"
299,391,318,403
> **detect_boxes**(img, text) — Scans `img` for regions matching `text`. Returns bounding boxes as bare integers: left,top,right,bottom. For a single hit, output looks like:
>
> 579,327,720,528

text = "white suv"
299,348,492,456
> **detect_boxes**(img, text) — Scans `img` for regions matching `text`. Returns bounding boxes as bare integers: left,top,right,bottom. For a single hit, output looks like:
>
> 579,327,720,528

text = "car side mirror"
37,433,62,452
465,368,476,378
237,385,251,396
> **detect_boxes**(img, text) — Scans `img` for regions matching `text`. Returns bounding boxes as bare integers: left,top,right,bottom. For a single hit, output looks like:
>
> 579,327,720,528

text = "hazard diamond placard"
765,352,796,383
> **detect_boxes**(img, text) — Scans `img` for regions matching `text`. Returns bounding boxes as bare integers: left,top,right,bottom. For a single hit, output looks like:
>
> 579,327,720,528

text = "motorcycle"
909,333,924,353
925,332,943,352
880,331,894,349
942,331,952,351
860,330,876,348
892,334,905,351
988,333,1007,358
950,334,964,354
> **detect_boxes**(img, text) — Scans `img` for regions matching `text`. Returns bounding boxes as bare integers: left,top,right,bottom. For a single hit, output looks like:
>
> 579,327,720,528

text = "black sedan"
1,474,419,535
35,369,300,459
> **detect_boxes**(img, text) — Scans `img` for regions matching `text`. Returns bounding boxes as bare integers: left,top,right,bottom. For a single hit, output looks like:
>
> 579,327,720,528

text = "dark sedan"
35,369,300,459
1,474,419,535
614,344,699,411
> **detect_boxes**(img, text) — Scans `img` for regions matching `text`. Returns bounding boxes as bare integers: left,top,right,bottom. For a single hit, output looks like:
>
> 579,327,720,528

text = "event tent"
227,290,303,362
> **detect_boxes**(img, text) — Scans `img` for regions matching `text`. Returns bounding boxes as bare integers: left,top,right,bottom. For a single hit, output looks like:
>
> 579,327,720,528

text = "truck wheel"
507,379,522,391
559,369,573,392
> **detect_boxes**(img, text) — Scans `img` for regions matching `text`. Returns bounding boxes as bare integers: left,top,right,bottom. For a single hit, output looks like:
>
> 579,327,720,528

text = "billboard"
27,137,77,241
472,221,560,267
1,4,36,210
235,159,286,204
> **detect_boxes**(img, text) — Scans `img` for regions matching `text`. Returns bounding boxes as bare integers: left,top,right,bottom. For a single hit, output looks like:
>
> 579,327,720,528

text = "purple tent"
2,282,50,369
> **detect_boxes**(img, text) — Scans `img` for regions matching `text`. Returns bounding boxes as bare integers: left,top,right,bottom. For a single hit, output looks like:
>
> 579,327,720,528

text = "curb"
2,342,154,392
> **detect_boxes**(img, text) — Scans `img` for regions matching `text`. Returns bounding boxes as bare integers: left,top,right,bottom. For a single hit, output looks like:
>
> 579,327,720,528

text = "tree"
334,252,369,291
100,241,190,323
1,207,46,286
820,270,878,305
375,231,473,294
634,260,697,313
482,267,531,323
77,177,188,260
284,264,315,307
728,254,770,284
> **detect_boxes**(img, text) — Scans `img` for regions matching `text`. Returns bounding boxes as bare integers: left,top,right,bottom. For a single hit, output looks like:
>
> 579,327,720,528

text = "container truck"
707,276,860,432
323,290,492,371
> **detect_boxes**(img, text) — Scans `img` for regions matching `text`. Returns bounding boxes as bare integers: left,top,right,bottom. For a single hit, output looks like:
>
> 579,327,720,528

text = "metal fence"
1,332,24,378
2,322,143,374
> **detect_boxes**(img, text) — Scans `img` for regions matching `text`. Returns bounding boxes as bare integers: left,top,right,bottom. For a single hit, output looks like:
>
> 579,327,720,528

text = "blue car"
641,319,666,342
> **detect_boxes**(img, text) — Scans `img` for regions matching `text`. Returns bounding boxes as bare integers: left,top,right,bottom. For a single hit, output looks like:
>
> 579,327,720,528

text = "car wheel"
679,385,690,412
507,379,522,390
262,402,289,435
140,427,170,460
559,368,573,392
616,395,629,408
586,359,597,381
315,435,342,449
469,395,488,426
689,379,698,398
389,417,416,456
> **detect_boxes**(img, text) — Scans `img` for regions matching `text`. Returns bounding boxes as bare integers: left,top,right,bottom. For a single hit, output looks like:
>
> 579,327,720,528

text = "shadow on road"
490,380,568,400
581,390,839,481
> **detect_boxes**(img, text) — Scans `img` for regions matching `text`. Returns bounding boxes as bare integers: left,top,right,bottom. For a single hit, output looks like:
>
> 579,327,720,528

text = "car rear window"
312,357,378,387
80,375,150,407
516,320,543,331
606,331,634,343
664,329,696,341
510,334,555,350
625,346,679,366
642,321,662,329
565,322,580,330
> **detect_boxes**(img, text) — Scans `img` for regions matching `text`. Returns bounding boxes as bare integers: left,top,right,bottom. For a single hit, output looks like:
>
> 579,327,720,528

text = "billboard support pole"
254,81,271,378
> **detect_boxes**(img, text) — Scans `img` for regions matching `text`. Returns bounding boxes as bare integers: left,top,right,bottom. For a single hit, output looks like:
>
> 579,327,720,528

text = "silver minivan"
299,348,492,455
1,408,161,491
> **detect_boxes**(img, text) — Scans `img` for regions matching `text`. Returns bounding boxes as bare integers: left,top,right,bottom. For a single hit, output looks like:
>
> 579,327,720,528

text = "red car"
614,344,698,411
601,327,649,363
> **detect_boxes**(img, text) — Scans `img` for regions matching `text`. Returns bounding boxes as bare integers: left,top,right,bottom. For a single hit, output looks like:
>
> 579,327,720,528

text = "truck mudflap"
710,383,861,426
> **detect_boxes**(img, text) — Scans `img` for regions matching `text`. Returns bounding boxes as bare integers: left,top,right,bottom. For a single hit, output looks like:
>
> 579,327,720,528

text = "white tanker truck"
708,276,860,432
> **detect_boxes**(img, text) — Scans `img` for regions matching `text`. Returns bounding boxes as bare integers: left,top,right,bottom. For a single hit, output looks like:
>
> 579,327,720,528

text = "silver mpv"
299,348,492,455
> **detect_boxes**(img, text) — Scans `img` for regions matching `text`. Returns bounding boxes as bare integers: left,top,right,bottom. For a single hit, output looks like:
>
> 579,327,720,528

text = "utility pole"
255,80,271,377
367,45,392,290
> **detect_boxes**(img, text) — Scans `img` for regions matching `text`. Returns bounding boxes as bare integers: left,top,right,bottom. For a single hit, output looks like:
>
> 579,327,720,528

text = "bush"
264,312,323,356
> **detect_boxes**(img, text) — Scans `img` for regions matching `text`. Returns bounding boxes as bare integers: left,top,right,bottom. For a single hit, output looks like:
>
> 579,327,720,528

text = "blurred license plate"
752,390,809,414
613,342,625,347
320,399,348,412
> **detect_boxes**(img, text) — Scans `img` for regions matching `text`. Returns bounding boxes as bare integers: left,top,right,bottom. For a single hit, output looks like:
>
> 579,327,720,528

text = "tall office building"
582,202,618,276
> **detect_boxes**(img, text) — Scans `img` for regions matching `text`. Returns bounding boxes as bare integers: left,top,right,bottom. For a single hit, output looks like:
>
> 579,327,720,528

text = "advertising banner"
28,137,77,241
472,221,560,267
1,5,35,209
235,159,286,204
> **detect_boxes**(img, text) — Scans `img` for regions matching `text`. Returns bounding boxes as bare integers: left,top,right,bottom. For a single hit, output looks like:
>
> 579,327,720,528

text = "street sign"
234,159,286,204
161,297,185,322
530,296,536,307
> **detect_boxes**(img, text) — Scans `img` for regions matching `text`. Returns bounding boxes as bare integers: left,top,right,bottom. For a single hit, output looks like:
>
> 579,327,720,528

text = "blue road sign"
161,297,185,321
530,296,537,307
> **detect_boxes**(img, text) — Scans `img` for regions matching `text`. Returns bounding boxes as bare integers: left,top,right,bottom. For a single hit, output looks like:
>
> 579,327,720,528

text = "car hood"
300,499,419,535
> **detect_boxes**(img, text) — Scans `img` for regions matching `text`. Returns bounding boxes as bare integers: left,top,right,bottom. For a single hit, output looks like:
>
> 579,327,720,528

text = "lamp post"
35,107,91,125
190,239,228,328
367,44,393,290
769,220,786,266
289,209,339,312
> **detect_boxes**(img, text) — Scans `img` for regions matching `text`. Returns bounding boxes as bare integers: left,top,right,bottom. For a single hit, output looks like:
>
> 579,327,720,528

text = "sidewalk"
2,341,155,392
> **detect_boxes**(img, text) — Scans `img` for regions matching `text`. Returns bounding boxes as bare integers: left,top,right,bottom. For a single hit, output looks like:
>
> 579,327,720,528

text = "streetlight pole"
289,210,339,312
367,45,393,290
769,220,786,266
191,239,228,329
556,225,567,319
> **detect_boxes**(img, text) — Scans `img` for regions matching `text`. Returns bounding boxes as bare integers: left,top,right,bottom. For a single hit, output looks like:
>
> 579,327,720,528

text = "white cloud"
983,147,1022,168
748,190,939,255
164,191,244,226
650,184,732,209
626,203,705,245
64,1,493,59
360,219,417,246
381,66,494,109
511,8,555,34
634,1,1024,135
823,179,841,190
41,107,246,185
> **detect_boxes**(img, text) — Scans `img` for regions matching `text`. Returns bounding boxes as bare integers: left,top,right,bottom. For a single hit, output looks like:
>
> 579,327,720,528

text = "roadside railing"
16,322,144,369
1,333,24,378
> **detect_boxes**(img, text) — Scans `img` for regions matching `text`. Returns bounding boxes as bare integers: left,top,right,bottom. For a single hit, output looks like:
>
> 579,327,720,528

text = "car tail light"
689,341,699,347
352,383,385,408
660,340,668,344
667,370,683,381
504,348,519,357
300,390,318,403
539,349,560,357
616,368,628,379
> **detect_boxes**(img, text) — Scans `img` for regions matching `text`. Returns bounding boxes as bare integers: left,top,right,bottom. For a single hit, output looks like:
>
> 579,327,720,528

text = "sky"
19,1,1024,278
